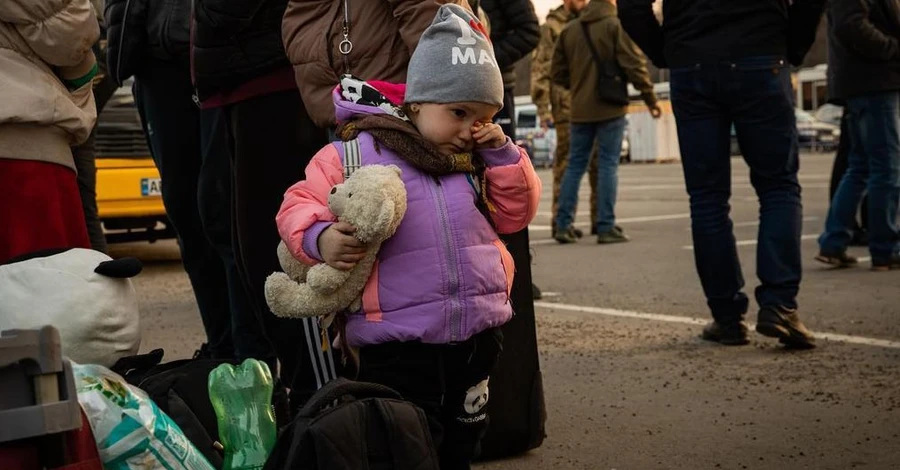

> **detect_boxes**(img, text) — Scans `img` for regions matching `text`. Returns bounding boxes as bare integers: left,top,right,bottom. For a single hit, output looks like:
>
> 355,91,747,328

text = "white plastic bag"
73,363,215,470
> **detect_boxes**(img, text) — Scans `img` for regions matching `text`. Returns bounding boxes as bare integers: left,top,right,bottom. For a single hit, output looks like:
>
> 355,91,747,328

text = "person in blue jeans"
620,0,825,348
816,0,900,271
557,116,628,243
551,0,660,244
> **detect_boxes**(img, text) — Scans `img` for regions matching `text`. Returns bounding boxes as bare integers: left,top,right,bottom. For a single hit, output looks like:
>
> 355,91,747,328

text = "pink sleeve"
481,141,543,234
276,145,345,264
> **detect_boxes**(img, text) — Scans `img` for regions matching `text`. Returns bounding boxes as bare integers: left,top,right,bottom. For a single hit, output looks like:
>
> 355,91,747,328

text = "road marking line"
530,213,691,231
534,301,900,349
611,183,829,191
683,216,820,230
732,216,819,228
682,234,819,250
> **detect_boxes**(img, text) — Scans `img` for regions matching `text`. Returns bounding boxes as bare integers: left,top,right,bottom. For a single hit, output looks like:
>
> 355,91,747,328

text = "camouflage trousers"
552,121,599,234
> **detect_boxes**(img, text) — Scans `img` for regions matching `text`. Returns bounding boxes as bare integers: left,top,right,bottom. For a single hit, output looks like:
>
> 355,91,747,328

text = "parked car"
814,103,844,127
514,102,555,167
730,108,840,155
796,108,840,151
513,98,631,167
95,83,174,243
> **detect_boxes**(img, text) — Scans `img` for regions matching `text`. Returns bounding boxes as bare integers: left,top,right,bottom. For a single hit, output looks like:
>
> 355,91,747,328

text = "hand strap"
298,377,402,418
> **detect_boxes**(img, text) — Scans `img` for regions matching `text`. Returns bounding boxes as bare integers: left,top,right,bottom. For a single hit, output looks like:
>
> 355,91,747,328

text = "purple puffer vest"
334,104,514,348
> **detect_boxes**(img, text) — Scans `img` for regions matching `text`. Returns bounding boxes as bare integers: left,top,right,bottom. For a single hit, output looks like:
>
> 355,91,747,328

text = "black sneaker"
701,321,750,346
814,250,858,268
596,228,629,244
554,226,579,244
871,253,900,271
755,306,815,349
553,224,583,239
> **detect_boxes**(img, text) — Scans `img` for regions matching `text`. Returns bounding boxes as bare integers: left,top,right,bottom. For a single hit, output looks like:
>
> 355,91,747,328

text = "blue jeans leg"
859,92,900,261
555,122,596,231
821,92,900,262
819,101,870,256
671,67,749,322
729,60,802,311
594,117,627,233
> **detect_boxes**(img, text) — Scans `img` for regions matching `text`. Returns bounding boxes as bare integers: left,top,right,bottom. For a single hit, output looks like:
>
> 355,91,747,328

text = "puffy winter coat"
479,0,540,88
105,0,191,85
281,0,442,129
192,0,292,100
0,0,99,170
276,86,542,348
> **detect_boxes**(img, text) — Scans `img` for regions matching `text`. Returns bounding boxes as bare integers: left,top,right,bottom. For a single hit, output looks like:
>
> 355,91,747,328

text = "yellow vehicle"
95,86,173,244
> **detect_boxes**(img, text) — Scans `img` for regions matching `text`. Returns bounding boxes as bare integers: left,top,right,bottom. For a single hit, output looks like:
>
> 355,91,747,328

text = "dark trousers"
72,130,107,253
670,56,803,322
829,110,869,231
222,89,340,408
72,74,118,254
357,328,503,470
820,91,900,262
133,59,273,361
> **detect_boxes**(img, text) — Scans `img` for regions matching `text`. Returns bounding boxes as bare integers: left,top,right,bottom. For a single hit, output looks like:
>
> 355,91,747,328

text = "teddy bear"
264,164,407,319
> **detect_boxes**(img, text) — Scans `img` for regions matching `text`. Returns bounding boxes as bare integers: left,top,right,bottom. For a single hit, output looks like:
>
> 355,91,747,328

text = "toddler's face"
409,102,501,155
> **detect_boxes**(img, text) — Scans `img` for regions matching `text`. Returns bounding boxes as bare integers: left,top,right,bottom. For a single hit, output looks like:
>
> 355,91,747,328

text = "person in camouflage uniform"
531,0,596,237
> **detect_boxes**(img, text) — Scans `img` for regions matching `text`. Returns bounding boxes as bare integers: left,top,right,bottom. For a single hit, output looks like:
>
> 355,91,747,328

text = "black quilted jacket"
479,0,540,89
105,0,191,85
192,0,291,100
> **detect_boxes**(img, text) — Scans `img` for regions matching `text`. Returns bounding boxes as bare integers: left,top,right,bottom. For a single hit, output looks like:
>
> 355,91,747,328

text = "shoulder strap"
299,377,402,418
579,20,619,68
341,138,362,178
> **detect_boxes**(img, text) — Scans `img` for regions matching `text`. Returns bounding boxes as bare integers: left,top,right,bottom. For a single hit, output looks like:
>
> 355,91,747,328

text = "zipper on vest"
428,176,462,342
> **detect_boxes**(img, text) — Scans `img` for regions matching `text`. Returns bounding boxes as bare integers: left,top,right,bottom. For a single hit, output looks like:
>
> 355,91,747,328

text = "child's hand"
318,221,367,270
472,121,506,150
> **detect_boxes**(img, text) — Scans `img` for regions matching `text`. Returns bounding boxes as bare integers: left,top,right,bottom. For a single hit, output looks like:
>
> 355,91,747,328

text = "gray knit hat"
405,4,504,108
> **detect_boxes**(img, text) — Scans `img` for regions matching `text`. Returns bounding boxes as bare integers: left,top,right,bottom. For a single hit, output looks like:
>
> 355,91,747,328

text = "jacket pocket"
361,259,383,322
491,239,515,298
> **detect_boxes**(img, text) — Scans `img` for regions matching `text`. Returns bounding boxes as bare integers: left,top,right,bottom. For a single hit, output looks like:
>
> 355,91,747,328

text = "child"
275,4,541,468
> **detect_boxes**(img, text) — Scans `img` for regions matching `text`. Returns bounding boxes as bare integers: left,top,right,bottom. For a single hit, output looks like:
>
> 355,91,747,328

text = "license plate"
141,178,162,197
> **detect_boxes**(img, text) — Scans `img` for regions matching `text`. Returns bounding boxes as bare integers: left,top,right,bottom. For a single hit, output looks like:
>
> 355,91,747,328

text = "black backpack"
263,378,439,470
110,349,289,468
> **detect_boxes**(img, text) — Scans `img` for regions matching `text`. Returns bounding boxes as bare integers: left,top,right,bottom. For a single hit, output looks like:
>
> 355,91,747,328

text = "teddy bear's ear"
372,200,396,240
386,165,402,176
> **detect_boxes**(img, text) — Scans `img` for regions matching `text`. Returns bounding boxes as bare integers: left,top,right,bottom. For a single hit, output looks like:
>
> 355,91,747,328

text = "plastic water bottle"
208,359,277,470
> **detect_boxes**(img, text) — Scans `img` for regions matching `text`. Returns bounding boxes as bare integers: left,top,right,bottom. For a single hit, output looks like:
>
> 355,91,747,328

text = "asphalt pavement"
111,151,900,470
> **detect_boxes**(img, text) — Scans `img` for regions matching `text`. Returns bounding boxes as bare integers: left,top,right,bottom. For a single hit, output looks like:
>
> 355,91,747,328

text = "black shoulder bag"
579,21,629,106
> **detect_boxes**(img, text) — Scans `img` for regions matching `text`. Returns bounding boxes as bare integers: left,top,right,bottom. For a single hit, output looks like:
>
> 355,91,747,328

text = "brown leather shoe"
756,306,815,349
